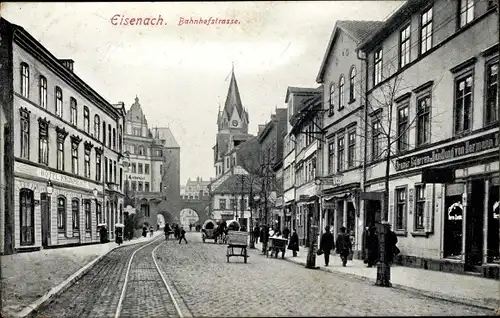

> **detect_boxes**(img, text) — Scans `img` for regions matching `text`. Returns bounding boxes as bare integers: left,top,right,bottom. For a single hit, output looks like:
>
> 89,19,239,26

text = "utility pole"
240,174,245,228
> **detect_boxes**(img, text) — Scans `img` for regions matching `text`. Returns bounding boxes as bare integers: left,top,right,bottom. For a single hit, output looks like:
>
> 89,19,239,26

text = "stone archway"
179,208,200,230
160,211,175,225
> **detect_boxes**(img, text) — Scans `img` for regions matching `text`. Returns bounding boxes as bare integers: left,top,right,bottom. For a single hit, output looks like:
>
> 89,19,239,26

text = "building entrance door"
40,193,50,247
487,178,499,263
465,179,485,272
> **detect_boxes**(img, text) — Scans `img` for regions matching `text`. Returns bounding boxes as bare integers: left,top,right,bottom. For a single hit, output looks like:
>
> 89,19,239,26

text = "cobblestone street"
32,233,493,317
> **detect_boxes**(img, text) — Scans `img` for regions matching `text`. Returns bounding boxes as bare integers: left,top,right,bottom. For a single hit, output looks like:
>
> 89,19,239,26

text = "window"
38,119,49,165
20,63,30,98
347,131,356,168
420,7,433,55
70,97,78,126
349,67,356,102
374,48,383,85
133,128,141,136
459,0,474,28
72,141,79,175
120,168,123,191
39,76,47,108
118,125,123,153
20,109,30,159
338,75,345,110
486,61,498,124
102,121,106,144
219,199,227,210
55,87,63,117
230,199,236,210
83,107,90,133
108,124,111,148
138,182,143,192
337,135,345,172
145,182,150,192
56,128,67,170
416,95,431,146
372,119,382,160
141,204,150,217
329,83,335,115
96,152,101,182
84,146,91,178
415,185,426,231
399,25,411,68
57,197,66,233
132,163,136,173
454,74,473,134
84,201,91,232
395,188,407,231
138,163,143,174
397,105,409,153
72,199,80,231
112,128,116,150
19,189,34,245
96,203,102,224
94,115,100,139
328,141,335,174
104,157,108,182
145,164,150,174
131,181,137,191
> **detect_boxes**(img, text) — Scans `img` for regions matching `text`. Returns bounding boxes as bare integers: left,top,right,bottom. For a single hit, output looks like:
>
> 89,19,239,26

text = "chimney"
58,59,74,72
258,124,266,135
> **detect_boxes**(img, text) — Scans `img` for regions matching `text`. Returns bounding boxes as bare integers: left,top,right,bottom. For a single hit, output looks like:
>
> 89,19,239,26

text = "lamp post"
250,195,260,249
93,188,99,222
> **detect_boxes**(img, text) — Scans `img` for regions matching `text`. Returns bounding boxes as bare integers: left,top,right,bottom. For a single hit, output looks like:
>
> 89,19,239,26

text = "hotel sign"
395,132,498,171
38,169,92,189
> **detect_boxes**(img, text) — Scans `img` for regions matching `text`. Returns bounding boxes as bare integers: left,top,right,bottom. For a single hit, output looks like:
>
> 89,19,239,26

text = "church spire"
222,64,244,122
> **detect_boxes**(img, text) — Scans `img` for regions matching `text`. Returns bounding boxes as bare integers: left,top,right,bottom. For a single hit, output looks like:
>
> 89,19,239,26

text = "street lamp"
250,195,260,249
46,180,53,195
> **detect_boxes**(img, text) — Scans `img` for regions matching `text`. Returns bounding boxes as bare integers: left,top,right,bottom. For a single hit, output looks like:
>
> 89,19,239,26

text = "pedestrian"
164,223,172,241
178,227,187,244
142,225,147,238
261,225,269,255
189,223,192,232
335,226,352,267
253,225,260,244
282,226,290,240
365,226,379,267
387,224,399,265
287,228,299,257
320,226,334,267
149,225,154,237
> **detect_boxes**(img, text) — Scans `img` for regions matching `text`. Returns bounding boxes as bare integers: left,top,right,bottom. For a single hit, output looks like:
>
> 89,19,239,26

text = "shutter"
424,184,434,233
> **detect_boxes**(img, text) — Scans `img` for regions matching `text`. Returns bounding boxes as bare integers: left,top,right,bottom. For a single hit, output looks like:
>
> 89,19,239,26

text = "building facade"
357,0,499,277
181,177,210,200
3,18,126,252
316,20,383,258
123,96,180,227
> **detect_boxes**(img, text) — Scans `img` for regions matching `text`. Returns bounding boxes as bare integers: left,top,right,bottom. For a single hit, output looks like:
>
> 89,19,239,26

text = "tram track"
114,238,187,318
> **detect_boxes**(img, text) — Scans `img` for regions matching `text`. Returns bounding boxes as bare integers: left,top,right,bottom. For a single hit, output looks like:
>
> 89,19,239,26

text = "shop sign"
130,176,146,181
395,131,498,171
447,202,463,221
38,169,91,189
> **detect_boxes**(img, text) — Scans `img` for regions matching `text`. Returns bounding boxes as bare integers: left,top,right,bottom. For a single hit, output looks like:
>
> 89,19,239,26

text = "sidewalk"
1,231,163,317
249,240,500,311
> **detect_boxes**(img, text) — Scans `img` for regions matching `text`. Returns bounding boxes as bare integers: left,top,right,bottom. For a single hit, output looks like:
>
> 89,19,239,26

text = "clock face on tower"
232,120,238,127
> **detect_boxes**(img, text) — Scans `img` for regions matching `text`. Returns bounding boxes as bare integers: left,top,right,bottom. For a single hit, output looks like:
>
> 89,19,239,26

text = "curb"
9,235,161,318
248,247,497,312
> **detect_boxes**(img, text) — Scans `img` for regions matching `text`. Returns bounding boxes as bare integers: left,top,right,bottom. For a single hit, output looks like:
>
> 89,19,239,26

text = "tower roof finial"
232,61,234,73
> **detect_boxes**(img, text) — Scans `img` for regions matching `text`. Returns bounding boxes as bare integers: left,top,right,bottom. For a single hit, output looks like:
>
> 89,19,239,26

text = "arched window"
72,198,80,232
83,106,90,133
329,83,335,115
139,146,144,155
349,67,356,102
70,97,78,125
55,87,63,117
339,75,345,110
20,62,30,98
118,125,123,153
84,200,91,232
19,188,35,245
94,115,100,139
57,196,66,233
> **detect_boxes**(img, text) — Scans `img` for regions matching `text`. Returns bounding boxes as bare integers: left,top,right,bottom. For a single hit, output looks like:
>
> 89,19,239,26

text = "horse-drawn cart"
201,219,218,243
267,237,288,259
226,231,249,263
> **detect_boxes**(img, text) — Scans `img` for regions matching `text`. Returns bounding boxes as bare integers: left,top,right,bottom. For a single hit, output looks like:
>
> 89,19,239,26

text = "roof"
285,86,323,103
357,0,425,52
223,69,246,121
212,174,261,194
215,133,231,161
153,127,179,148
316,20,384,83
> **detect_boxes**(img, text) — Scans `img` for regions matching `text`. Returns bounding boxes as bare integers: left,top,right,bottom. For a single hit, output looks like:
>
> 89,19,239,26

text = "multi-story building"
315,20,383,258
286,86,323,245
282,129,296,231
123,96,180,227
357,0,499,278
1,18,126,252
0,96,7,254
181,177,210,200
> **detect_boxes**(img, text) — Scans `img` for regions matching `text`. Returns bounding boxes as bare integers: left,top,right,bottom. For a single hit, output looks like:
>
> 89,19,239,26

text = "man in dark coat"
336,226,352,267
282,227,290,240
320,226,335,266
253,225,260,244
287,228,299,257
260,225,269,254
178,227,187,244
365,226,379,267
164,223,172,241
386,224,399,264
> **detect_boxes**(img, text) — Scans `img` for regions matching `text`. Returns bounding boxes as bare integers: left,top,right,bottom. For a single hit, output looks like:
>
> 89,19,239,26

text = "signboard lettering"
395,132,498,171
38,169,91,189
130,176,146,180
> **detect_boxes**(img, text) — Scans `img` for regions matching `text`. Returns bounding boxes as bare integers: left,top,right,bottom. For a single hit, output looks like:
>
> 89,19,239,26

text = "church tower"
213,66,252,178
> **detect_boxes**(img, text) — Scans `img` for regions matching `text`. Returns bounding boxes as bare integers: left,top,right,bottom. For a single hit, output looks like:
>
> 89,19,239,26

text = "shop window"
487,177,499,263
443,183,464,258
57,197,66,233
414,185,426,231
395,187,407,232
84,201,91,233
19,189,35,245
72,198,80,232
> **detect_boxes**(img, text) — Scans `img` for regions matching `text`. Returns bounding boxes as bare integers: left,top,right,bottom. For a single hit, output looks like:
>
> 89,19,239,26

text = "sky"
3,1,403,185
